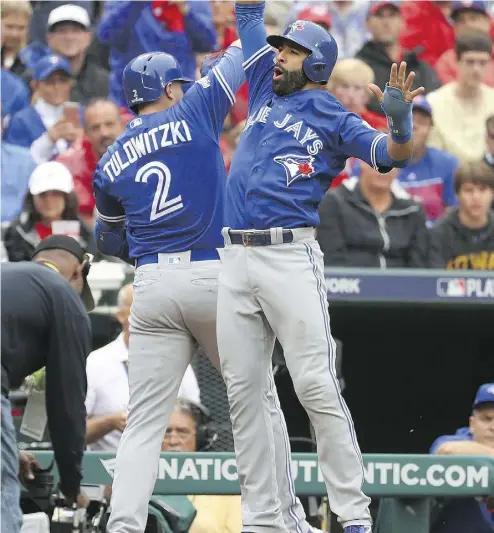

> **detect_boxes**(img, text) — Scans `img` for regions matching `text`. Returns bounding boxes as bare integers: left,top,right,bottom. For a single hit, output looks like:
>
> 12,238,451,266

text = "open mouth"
273,66,284,81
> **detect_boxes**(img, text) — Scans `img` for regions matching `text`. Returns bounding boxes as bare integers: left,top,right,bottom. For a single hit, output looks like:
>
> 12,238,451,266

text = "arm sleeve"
235,2,275,113
97,1,146,45
3,116,32,148
316,192,349,266
45,291,91,499
184,1,217,53
337,113,390,173
182,45,245,139
406,205,431,268
430,435,468,454
93,169,126,225
30,133,57,164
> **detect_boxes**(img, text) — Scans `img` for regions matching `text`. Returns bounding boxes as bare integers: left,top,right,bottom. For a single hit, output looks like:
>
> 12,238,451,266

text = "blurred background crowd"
2,0,494,271
2,2,494,532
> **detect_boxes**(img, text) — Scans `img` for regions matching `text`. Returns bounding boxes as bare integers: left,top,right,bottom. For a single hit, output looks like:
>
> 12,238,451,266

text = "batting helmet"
266,20,338,84
122,52,193,113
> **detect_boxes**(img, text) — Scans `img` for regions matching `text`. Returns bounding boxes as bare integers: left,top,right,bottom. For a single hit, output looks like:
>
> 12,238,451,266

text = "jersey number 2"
135,161,183,221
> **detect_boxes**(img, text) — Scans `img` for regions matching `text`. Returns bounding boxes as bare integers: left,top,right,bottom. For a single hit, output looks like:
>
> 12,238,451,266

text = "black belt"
229,230,294,247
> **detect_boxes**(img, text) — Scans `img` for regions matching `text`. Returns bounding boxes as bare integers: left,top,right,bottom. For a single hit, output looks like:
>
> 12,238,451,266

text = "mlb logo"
130,118,142,129
168,256,181,265
437,278,466,297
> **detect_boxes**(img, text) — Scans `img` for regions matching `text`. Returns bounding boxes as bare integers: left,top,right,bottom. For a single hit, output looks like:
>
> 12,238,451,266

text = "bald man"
56,98,125,227
85,283,200,451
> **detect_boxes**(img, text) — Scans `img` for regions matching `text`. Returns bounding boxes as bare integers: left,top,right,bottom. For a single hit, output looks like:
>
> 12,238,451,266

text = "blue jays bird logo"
289,21,306,33
274,154,316,186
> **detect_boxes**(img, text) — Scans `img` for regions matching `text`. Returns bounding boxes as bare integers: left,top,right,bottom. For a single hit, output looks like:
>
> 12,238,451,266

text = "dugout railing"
30,451,494,533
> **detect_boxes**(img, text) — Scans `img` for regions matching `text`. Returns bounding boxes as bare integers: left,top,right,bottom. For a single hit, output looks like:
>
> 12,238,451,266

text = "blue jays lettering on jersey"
93,47,244,259
226,3,393,230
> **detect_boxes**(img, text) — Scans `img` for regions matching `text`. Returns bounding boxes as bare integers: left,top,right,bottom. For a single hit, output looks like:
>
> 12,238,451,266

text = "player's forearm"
85,415,117,444
386,137,414,163
235,1,267,60
435,441,494,457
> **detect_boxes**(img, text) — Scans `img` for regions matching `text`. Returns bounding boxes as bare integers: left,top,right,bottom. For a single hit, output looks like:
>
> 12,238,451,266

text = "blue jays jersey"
93,46,244,259
226,3,390,230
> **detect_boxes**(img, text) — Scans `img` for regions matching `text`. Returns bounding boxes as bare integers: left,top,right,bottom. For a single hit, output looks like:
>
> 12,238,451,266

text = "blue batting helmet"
122,52,193,113
266,20,338,84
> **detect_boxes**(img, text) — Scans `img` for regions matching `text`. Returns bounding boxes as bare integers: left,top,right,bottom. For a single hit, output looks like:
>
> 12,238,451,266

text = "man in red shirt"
435,1,494,86
400,0,455,67
56,99,125,227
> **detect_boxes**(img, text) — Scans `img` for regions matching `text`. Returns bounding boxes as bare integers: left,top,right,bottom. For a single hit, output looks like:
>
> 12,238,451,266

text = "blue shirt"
430,427,494,530
397,147,459,224
225,2,391,231
1,143,36,223
1,69,30,129
93,46,244,260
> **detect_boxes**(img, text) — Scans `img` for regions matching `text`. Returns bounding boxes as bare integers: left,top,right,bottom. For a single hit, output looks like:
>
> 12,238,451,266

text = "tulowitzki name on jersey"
244,106,323,155
103,120,192,181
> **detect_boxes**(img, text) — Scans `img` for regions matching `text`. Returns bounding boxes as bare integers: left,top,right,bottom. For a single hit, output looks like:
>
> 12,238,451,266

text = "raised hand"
368,61,425,104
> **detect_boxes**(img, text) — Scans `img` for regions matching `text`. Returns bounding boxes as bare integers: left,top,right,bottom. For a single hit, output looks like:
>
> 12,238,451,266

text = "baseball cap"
48,4,91,31
29,162,74,196
33,54,72,81
297,6,333,30
32,235,95,312
451,1,488,19
473,383,494,409
368,0,401,17
412,95,433,117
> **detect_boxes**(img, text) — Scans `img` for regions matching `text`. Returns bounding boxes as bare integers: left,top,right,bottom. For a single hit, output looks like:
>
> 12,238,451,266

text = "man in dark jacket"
317,162,430,268
1,235,93,533
356,0,441,116
430,160,494,270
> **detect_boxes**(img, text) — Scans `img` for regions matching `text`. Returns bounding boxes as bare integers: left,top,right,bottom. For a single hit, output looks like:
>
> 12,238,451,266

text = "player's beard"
272,68,309,97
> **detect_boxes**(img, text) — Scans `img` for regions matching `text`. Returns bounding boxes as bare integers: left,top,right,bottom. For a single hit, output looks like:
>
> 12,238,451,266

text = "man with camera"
1,234,94,533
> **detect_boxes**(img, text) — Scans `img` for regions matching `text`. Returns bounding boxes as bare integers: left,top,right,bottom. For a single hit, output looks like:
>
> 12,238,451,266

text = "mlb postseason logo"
437,278,494,299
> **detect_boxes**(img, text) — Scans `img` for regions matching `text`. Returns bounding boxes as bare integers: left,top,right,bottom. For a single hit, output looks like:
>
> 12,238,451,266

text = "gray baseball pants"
217,228,372,531
106,251,309,533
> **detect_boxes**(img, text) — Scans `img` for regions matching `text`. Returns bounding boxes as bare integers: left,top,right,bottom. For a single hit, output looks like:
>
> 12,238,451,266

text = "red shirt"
56,137,98,219
400,1,455,67
151,1,184,32
34,223,52,240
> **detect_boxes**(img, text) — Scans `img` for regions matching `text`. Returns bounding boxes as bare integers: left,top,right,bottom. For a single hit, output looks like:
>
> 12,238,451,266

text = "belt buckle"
242,232,255,247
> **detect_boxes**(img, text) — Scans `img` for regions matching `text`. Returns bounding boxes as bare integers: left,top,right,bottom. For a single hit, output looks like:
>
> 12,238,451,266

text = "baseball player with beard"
93,44,324,533
216,2,423,533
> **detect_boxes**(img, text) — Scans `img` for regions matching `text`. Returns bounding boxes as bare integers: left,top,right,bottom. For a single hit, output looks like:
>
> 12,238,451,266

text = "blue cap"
412,95,432,117
451,1,488,18
473,384,494,409
368,0,401,17
33,54,72,81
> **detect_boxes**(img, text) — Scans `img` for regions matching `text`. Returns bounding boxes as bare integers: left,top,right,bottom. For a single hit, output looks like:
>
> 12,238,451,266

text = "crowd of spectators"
3,3,494,533
1,0,494,272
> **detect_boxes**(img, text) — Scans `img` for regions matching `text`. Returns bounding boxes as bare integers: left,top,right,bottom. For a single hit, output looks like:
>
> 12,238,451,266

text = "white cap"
29,162,74,196
48,4,90,30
